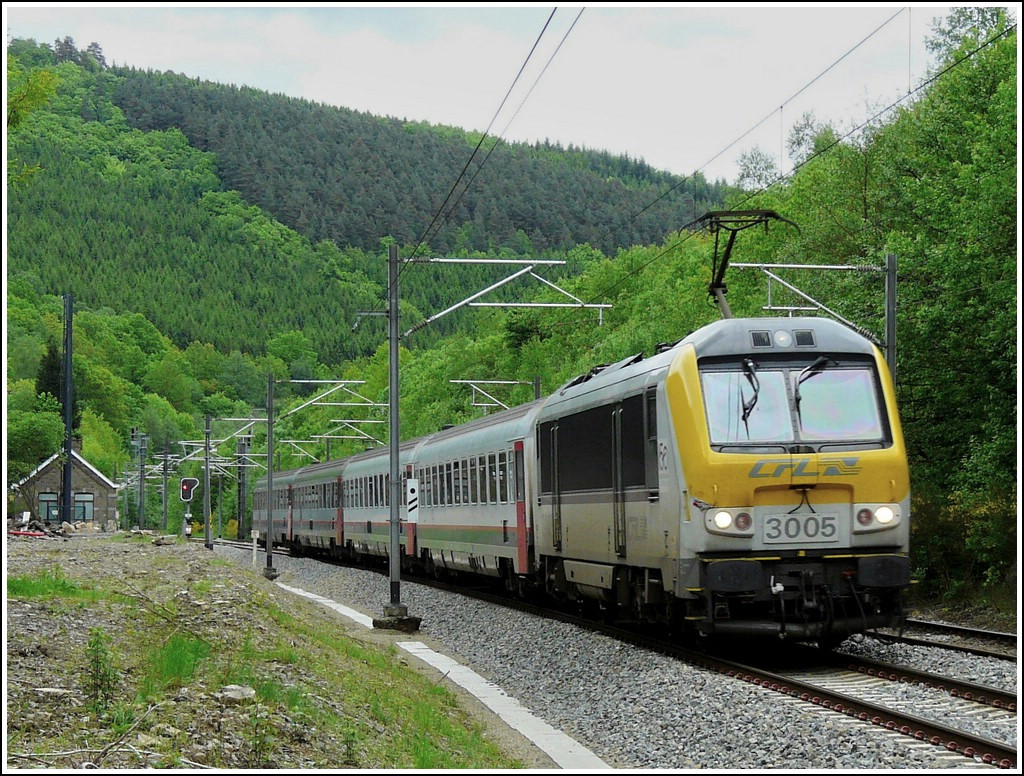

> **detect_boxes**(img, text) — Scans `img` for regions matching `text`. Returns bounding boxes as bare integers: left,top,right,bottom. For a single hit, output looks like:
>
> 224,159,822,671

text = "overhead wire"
432,8,586,232
361,8,574,326
536,21,1017,335
409,8,560,259
547,6,909,278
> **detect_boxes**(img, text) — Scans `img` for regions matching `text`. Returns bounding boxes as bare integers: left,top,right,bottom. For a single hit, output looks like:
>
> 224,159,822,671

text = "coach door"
550,424,562,551
612,406,627,558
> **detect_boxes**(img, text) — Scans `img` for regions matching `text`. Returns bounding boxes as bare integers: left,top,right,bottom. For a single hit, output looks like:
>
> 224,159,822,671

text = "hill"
109,66,727,257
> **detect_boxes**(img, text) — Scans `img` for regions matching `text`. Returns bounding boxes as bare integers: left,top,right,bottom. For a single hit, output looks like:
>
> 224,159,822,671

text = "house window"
74,493,95,522
39,493,58,523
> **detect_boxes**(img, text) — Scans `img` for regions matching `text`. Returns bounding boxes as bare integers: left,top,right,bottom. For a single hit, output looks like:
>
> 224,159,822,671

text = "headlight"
875,505,895,524
706,508,754,536
853,503,901,533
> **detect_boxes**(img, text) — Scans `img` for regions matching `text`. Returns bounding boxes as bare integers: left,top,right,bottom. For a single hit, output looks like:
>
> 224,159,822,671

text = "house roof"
12,449,119,491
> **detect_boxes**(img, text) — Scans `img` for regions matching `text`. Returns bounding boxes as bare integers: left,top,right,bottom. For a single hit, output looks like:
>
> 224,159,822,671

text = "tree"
85,42,106,69
926,7,1009,61
736,146,779,189
35,338,62,405
7,410,65,484
6,52,58,187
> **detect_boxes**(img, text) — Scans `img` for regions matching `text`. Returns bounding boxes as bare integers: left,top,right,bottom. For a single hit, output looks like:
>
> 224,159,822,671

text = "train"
253,316,911,643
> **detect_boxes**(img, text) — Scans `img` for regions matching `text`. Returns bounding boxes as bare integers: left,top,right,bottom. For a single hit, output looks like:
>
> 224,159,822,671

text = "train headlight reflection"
713,511,734,530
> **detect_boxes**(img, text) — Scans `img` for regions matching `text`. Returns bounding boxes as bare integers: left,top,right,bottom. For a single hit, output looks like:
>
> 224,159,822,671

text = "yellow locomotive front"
666,318,910,641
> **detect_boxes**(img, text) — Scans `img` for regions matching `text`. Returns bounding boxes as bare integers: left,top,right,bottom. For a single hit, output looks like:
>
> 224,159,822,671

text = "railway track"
868,619,1017,661
366,570,1019,768
404,577,1018,768
222,541,1017,768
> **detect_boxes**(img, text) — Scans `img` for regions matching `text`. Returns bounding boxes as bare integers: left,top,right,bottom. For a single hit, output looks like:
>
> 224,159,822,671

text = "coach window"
496,452,504,504
539,423,553,495
505,449,515,502
484,453,494,504
493,451,503,503
452,461,462,505
468,458,478,505
515,446,526,502
460,458,470,504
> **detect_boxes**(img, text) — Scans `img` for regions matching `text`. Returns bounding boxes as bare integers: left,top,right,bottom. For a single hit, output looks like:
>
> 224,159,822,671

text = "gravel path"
219,546,1013,769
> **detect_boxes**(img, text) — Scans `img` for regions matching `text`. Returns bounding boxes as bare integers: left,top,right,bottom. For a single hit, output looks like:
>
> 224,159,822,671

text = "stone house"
10,447,118,526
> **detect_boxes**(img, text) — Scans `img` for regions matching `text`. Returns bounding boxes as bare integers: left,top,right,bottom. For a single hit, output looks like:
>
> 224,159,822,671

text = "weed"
247,699,276,768
84,627,119,712
342,726,360,766
105,700,138,736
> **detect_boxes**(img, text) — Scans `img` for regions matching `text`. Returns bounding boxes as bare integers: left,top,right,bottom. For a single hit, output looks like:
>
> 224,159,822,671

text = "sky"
2,3,1014,183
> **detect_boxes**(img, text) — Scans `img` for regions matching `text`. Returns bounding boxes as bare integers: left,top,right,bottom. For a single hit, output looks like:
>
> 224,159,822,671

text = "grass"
254,600,519,769
138,634,211,700
7,567,103,601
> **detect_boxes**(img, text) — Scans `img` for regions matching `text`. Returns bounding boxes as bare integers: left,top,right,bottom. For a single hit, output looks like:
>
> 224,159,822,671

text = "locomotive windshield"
701,364,885,446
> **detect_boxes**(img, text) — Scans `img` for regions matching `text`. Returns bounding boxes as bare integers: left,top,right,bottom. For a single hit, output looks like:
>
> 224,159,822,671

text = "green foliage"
7,408,65,482
110,66,725,259
80,408,129,480
7,51,58,187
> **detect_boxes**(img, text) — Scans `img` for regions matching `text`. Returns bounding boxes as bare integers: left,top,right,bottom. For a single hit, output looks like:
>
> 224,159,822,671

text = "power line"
543,7,909,277
535,22,1017,336
409,9,559,262
430,8,587,236
363,9,571,324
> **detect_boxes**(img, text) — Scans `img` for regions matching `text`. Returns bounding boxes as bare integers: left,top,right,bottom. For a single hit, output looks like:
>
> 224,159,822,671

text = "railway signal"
179,477,200,502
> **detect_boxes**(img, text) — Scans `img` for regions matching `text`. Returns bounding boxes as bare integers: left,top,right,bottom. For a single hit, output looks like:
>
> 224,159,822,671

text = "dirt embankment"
5,534,532,770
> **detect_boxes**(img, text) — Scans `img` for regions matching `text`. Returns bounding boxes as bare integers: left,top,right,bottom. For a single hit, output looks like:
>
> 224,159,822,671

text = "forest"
5,10,1017,605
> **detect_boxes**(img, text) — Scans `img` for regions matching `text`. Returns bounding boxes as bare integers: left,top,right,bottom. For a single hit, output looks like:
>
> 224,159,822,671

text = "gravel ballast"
223,547,1012,769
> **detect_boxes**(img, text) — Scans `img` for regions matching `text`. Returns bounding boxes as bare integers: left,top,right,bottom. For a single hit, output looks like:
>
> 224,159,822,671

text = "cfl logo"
748,457,861,478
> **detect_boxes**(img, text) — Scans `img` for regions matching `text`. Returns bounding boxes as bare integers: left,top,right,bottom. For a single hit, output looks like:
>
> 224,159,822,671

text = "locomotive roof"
256,317,876,488
684,316,877,359
544,316,876,410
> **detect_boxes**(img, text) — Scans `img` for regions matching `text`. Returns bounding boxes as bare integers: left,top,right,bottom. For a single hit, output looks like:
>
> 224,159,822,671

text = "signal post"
180,476,199,537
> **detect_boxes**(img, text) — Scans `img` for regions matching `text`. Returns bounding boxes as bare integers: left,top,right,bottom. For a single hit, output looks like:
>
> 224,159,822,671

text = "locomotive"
253,316,910,642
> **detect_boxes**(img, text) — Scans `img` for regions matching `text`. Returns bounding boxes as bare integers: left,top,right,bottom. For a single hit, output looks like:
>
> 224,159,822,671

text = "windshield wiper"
794,356,833,410
740,358,759,435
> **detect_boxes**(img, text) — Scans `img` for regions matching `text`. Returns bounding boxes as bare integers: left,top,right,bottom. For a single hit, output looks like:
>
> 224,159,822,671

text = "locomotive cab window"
701,359,888,449
793,368,883,441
